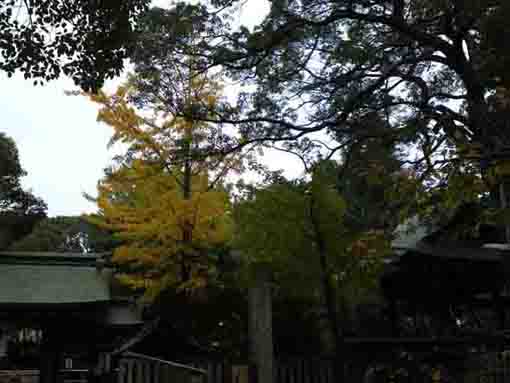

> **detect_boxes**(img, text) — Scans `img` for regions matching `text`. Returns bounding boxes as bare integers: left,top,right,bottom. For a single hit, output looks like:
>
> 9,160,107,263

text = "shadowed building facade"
0,252,142,383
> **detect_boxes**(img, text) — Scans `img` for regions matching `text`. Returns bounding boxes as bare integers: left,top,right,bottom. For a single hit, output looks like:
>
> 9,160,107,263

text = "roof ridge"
0,251,108,257
0,251,111,266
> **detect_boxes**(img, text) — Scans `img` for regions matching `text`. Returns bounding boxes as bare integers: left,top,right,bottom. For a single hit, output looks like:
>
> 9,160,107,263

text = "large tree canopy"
133,1,510,211
0,132,46,216
0,0,149,90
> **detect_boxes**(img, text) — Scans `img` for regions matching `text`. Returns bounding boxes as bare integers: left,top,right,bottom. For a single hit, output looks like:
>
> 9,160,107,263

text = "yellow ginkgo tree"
85,71,244,301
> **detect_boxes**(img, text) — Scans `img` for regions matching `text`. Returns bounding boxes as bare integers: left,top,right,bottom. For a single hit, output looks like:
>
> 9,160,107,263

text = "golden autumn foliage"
88,162,232,301
85,72,239,301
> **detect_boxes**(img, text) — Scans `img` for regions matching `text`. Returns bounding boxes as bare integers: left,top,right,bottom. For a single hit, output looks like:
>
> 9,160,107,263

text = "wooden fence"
274,359,334,383
188,355,510,383
109,351,510,383
116,352,207,383
0,370,39,383
466,351,510,383
187,358,334,383
8,353,510,383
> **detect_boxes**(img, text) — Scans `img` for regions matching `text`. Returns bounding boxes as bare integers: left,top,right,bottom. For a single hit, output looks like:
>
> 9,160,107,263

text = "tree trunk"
181,125,193,282
310,198,344,383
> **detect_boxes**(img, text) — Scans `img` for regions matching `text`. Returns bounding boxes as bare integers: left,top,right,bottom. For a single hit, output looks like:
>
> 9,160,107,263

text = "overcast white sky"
1,0,304,217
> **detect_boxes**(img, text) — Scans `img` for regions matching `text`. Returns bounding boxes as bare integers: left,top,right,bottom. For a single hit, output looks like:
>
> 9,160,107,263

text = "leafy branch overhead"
0,0,149,90
143,1,510,198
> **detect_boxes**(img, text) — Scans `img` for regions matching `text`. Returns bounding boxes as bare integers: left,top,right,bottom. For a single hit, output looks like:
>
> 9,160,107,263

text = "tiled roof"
0,251,112,304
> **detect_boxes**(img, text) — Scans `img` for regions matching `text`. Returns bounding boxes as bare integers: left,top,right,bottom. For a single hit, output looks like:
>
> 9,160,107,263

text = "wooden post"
158,364,166,383
500,182,510,243
389,298,398,337
144,361,151,383
153,362,160,383
126,360,134,383
493,289,505,331
248,265,274,383
136,361,144,383
39,349,59,383
118,359,126,383
39,325,60,383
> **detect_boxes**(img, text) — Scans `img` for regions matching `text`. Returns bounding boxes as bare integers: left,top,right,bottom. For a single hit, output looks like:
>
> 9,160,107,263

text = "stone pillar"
248,265,273,383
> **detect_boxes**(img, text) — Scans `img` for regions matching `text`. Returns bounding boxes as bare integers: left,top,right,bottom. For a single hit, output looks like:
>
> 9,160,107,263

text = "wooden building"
382,219,510,339
0,251,142,383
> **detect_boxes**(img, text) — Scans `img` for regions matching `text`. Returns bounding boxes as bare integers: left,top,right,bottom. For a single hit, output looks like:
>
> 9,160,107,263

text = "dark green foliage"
139,285,249,360
0,132,46,216
272,296,327,356
9,216,118,253
338,114,407,232
138,278,326,359
0,0,149,91
233,161,390,358
0,133,46,249
479,2,510,89
0,132,23,181
0,214,43,250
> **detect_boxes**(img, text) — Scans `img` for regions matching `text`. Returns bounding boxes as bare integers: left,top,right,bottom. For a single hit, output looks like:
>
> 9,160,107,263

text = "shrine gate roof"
0,251,114,305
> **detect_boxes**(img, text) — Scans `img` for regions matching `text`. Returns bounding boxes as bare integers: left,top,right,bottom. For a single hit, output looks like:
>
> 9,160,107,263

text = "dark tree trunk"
181,129,193,282
310,197,344,383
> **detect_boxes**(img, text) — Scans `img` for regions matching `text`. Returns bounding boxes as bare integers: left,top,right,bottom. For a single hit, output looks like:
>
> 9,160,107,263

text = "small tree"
0,132,46,216
86,71,244,300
